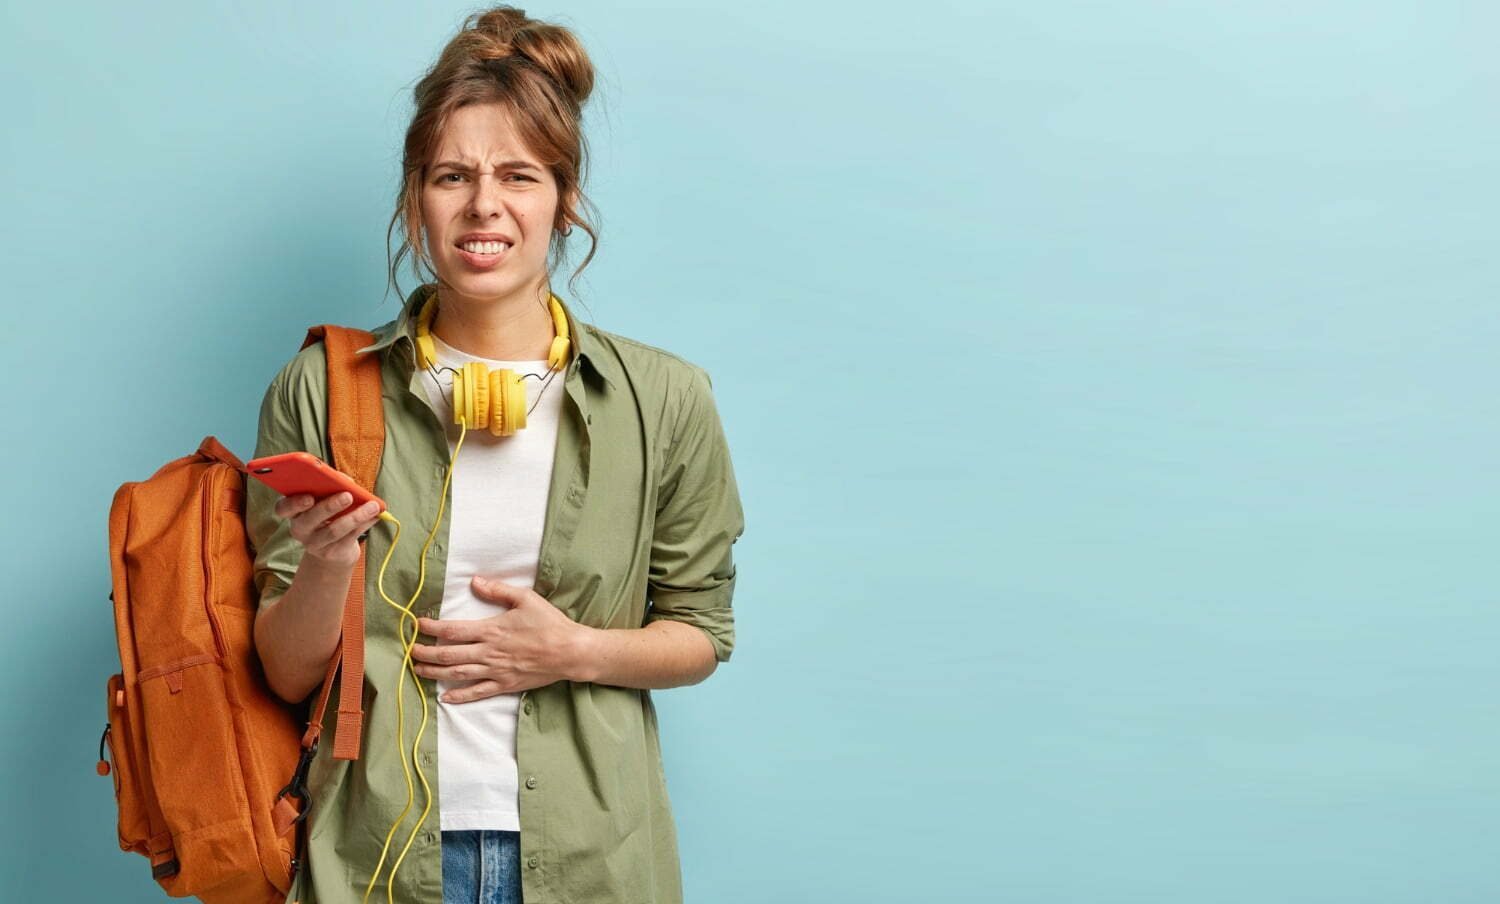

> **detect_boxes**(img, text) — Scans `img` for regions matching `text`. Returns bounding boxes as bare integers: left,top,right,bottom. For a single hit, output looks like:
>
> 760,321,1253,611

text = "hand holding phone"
246,451,389,567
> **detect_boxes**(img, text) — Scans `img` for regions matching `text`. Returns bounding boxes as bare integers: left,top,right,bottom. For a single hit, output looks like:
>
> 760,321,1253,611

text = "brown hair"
385,5,600,307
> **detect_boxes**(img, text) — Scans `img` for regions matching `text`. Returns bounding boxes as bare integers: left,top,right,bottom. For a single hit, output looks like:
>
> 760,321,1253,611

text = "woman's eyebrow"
431,159,541,172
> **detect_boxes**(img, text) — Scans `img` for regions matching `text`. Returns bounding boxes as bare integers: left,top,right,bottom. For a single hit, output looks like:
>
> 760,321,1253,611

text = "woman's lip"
454,243,511,269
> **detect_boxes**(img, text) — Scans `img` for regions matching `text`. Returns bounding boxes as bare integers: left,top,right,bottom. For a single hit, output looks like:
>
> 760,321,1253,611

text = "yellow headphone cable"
342,289,571,903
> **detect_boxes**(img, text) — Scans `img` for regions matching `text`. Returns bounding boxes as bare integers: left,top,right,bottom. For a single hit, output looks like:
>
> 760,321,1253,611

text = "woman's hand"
272,492,385,568
409,576,595,703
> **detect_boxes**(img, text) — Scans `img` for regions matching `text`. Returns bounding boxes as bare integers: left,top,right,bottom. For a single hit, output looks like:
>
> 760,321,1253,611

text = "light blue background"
2,1,1496,901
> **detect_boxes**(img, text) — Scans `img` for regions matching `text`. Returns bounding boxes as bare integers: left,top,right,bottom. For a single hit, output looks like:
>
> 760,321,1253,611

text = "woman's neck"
429,284,556,361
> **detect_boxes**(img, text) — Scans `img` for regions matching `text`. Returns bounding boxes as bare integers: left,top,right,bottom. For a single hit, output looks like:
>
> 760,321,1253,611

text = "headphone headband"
413,289,573,373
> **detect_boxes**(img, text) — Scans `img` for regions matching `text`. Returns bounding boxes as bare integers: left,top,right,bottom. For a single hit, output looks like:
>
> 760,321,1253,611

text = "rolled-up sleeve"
244,352,330,612
642,365,745,663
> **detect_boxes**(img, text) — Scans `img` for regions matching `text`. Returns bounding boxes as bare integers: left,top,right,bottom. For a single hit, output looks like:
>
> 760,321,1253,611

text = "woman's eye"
438,173,537,186
435,172,533,184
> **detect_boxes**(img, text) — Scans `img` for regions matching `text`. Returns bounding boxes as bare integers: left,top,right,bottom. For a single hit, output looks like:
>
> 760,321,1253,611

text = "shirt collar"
355,283,618,390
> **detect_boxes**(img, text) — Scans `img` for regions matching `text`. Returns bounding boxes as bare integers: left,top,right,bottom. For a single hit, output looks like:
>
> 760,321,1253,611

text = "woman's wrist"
561,623,601,684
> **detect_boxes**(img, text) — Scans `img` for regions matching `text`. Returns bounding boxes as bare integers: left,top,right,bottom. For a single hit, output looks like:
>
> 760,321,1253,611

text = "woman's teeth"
461,241,511,254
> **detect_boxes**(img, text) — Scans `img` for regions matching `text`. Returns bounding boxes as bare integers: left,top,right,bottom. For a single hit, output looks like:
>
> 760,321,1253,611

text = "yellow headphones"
413,290,572,436
358,288,574,904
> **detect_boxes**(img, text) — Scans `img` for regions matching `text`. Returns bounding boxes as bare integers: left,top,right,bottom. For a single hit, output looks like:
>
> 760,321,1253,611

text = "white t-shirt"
415,332,565,831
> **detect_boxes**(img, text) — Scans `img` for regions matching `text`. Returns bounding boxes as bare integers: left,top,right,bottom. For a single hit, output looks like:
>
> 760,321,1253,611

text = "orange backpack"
97,325,385,903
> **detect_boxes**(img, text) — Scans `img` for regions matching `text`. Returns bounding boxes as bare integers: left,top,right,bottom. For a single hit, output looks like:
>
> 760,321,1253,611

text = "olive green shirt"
244,284,744,904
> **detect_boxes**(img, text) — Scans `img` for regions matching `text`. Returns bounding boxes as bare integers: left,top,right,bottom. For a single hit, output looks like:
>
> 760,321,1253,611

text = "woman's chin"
436,268,536,301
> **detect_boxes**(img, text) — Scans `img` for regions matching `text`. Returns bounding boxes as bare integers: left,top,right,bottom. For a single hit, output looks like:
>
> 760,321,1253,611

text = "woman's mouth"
455,240,512,269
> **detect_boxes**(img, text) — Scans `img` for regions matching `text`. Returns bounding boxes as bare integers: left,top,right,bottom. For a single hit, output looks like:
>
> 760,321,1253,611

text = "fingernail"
338,492,352,505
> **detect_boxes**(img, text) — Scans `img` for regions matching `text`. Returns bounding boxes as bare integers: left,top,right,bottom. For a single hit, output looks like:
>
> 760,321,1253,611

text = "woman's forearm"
253,556,358,704
571,620,719,689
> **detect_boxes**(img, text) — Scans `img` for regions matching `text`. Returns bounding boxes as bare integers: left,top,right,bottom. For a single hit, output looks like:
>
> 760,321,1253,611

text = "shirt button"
525,776,537,789
421,753,434,765
523,702,533,715
527,856,539,869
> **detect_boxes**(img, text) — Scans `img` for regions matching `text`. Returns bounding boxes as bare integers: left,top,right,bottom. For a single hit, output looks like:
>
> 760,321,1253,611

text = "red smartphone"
245,451,388,520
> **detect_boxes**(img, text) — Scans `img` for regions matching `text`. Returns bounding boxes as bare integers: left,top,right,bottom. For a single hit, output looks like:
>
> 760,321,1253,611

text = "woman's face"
419,102,564,306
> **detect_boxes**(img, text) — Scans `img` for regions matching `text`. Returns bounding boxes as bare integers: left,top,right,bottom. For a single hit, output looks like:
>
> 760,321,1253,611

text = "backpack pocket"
136,654,260,898
102,672,153,855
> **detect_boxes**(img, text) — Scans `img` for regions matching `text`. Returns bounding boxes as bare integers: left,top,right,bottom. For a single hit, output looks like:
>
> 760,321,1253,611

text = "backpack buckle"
275,739,319,823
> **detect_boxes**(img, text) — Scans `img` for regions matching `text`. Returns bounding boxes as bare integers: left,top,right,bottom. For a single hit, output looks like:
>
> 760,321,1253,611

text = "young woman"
245,8,745,904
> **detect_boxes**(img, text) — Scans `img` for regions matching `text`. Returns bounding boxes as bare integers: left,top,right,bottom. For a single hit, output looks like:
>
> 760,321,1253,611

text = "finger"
310,492,357,523
471,575,525,604
408,640,485,665
353,506,386,543
441,679,504,704
306,492,365,532
287,492,353,542
412,661,484,682
418,617,486,643
306,501,382,552
273,494,314,519
322,500,383,540
474,578,522,602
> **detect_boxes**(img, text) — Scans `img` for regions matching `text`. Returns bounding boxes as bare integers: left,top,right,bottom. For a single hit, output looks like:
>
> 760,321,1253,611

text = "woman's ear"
557,187,579,234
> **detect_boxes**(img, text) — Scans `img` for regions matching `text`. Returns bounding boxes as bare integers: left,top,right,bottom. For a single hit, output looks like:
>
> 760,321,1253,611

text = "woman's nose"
467,173,504,218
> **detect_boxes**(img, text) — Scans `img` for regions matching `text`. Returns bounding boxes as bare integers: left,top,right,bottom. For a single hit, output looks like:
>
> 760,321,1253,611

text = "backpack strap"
300,324,384,762
196,435,246,471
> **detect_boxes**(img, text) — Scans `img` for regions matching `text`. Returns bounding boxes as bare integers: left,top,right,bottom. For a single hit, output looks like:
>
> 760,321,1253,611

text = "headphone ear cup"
455,361,492,430
487,369,506,436
487,368,527,436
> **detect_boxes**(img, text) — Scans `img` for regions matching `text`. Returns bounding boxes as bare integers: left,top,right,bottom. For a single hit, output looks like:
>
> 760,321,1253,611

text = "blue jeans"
442,829,523,904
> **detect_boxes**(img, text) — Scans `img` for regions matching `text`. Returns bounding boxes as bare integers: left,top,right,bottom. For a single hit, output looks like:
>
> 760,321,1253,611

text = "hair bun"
465,7,594,108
